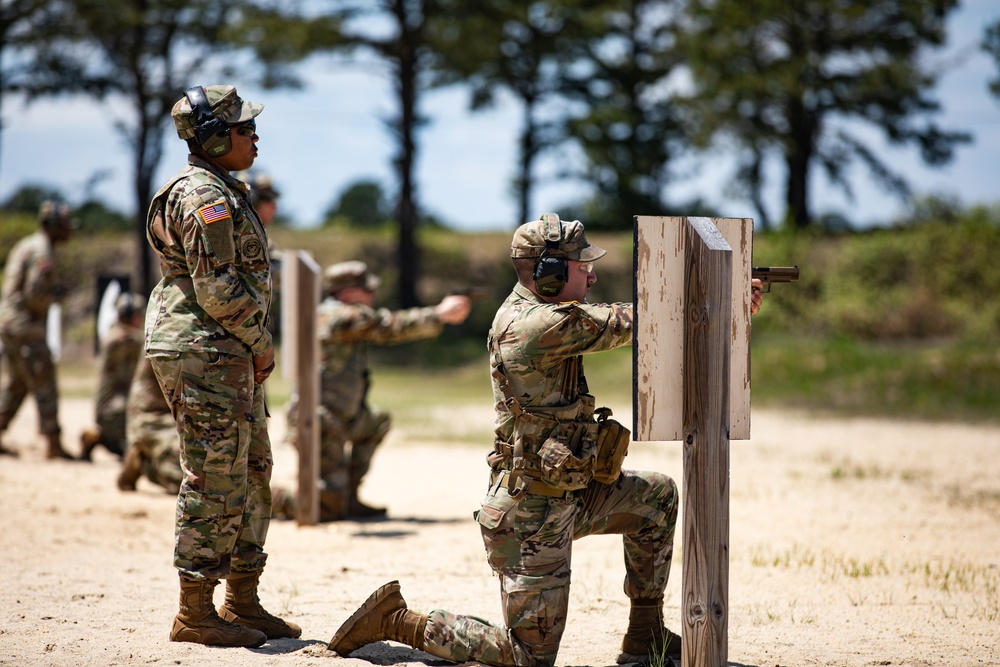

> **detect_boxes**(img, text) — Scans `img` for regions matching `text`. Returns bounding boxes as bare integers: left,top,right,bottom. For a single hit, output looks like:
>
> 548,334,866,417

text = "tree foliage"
324,179,392,227
679,0,970,230
558,0,689,230
40,0,342,293
983,18,1000,100
429,0,611,228
309,0,441,307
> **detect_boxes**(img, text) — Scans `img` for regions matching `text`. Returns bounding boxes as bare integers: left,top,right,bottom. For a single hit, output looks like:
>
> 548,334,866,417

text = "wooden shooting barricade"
633,216,753,667
283,250,321,526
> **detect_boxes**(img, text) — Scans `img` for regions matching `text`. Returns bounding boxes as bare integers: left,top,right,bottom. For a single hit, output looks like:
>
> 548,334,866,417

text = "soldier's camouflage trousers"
0,333,60,436
149,350,273,580
96,399,127,456
421,469,678,667
318,404,390,488
127,411,183,493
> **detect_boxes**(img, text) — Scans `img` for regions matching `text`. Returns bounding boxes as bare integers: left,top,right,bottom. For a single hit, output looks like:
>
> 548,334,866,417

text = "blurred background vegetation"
4,0,1000,302
3,0,1000,425
3,198,999,424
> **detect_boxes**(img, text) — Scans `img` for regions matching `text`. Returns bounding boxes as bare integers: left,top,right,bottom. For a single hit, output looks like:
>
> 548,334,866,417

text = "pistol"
448,287,490,302
751,266,799,292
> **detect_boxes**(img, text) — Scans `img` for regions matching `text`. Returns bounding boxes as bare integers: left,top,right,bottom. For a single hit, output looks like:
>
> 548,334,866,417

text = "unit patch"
198,201,232,225
242,237,264,260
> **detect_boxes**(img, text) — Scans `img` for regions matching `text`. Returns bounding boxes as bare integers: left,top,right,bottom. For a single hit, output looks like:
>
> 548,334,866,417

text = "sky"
1,0,998,232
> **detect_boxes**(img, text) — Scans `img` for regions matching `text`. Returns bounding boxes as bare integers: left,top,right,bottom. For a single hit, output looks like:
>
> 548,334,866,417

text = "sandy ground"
1,396,998,667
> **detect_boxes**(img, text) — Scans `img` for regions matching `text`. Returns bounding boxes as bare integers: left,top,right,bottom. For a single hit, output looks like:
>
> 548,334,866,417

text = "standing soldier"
0,201,76,460
145,84,299,648
80,292,146,460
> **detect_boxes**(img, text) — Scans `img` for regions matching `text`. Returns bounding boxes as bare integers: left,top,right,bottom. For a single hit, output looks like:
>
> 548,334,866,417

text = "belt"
491,469,577,500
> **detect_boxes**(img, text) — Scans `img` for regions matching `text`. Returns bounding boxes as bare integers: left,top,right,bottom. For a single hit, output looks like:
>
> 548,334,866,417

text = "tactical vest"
488,304,601,495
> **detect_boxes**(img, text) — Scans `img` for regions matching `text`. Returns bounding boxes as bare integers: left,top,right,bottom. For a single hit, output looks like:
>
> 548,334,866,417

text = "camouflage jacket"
0,231,59,339
318,298,444,419
96,321,144,420
145,155,271,357
488,282,633,477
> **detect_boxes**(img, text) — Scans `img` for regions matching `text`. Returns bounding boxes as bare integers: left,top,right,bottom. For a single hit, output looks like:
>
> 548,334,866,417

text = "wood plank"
681,218,732,667
285,251,321,526
633,216,752,441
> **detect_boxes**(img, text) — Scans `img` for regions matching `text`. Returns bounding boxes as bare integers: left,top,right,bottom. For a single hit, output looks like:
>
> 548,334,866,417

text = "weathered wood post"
634,216,753,667
283,250,320,526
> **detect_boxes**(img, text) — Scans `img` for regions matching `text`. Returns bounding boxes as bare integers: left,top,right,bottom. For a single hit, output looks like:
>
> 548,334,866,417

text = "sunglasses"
231,121,256,137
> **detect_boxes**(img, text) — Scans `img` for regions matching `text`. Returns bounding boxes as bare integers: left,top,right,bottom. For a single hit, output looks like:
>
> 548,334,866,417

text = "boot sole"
170,625,266,648
327,580,401,654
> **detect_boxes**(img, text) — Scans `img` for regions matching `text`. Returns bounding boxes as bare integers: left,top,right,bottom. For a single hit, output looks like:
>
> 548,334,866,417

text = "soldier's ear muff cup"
533,213,568,297
534,249,568,297
185,85,232,157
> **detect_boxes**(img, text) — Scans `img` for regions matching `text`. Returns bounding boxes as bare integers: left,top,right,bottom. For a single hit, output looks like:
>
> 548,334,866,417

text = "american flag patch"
198,201,232,225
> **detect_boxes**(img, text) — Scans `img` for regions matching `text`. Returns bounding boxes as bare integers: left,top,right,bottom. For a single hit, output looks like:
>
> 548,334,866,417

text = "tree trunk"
784,99,815,230
392,0,421,309
515,95,537,228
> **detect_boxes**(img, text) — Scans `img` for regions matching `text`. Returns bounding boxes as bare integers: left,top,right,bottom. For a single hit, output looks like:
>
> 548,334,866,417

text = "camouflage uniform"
319,279,444,491
420,280,678,667
89,311,144,456
0,224,66,441
331,217,679,667
146,95,273,581
123,356,182,493
234,171,282,342
283,261,447,519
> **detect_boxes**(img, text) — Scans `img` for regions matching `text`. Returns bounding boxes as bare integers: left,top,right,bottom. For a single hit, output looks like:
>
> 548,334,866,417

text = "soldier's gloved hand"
253,346,276,384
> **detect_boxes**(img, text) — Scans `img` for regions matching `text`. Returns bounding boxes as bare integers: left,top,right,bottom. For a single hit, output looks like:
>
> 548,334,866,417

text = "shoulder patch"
197,200,232,225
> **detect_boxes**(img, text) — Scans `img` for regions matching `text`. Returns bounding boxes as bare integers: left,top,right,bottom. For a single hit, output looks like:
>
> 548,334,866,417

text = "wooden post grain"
681,218,732,667
285,251,320,526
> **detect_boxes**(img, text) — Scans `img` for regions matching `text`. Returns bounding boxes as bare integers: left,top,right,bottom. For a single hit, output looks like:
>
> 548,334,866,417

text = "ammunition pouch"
475,481,520,531
495,405,629,493
510,407,597,493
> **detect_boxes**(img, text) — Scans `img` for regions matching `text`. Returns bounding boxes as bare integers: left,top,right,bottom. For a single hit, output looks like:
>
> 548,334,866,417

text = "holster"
592,407,630,484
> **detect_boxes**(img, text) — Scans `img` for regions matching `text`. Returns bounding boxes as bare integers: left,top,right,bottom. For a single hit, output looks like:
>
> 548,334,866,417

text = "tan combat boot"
45,433,74,460
328,580,427,656
117,447,143,491
79,427,101,461
170,577,266,647
616,597,682,664
218,569,302,639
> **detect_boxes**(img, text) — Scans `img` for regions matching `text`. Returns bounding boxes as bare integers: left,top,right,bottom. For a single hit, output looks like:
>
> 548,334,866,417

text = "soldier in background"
281,260,471,520
0,201,77,460
80,292,146,460
116,355,182,494
239,172,283,343
328,215,765,667
146,84,298,648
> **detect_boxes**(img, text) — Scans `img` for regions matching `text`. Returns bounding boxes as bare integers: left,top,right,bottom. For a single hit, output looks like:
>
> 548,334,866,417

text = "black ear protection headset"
184,86,232,157
533,213,569,297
